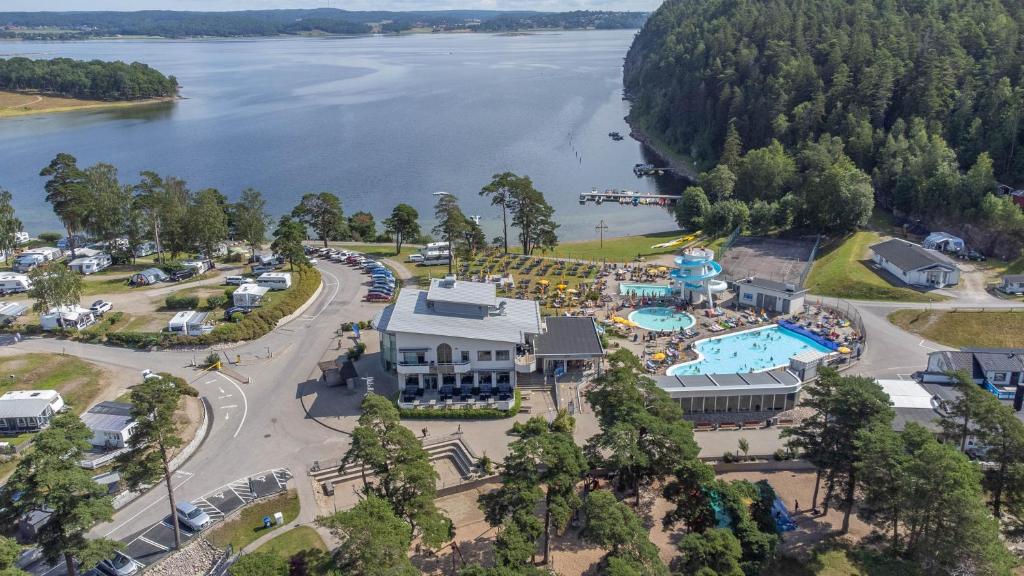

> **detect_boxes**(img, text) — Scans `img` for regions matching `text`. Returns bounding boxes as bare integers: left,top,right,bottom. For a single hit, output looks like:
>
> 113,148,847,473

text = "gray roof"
738,277,807,294
871,238,958,272
656,369,800,392
0,396,53,418
426,278,496,307
971,351,1024,373
375,287,542,344
1004,274,1024,283
88,401,133,417
535,317,604,357
81,411,133,433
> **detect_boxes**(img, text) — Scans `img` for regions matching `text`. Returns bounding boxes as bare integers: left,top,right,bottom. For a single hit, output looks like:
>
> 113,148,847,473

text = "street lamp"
433,191,455,275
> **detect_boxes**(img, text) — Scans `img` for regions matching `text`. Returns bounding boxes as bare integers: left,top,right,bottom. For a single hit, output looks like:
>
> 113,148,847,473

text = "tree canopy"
0,57,177,100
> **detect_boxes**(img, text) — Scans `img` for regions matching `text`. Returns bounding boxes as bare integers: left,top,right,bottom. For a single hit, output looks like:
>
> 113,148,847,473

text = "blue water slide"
670,260,723,282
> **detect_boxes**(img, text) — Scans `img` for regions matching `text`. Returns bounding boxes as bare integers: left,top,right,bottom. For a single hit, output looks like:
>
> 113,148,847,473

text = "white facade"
391,332,519,390
875,257,960,287
68,252,112,275
257,272,292,290
233,284,270,307
40,306,95,331
0,273,32,293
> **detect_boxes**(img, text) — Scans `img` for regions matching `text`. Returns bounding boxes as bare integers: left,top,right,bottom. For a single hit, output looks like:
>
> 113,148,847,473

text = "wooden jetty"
578,188,679,207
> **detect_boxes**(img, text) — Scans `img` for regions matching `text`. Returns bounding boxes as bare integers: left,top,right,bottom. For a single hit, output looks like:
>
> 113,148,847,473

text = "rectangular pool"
619,283,672,297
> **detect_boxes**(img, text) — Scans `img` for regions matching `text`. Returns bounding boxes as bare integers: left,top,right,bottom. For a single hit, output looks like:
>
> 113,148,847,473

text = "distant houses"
870,238,961,288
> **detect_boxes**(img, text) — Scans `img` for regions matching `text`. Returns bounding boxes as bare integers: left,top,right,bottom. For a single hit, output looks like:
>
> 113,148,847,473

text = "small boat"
608,131,624,141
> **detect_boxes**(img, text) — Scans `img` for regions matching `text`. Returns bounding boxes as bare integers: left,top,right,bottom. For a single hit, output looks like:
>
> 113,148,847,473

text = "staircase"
310,435,479,491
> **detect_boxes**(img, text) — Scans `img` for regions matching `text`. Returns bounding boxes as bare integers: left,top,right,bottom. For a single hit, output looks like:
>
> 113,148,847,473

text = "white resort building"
373,277,603,410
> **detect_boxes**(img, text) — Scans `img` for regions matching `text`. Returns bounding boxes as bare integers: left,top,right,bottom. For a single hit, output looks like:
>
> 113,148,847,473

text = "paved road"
7,259,387,548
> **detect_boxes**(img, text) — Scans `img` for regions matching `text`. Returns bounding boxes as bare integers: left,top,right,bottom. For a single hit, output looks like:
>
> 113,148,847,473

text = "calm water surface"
0,31,682,240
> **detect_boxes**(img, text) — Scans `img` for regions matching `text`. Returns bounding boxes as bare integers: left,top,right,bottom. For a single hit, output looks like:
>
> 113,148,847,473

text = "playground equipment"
671,248,727,308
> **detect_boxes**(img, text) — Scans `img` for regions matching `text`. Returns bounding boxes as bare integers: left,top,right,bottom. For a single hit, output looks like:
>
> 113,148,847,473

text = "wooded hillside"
624,0,1024,253
0,57,178,101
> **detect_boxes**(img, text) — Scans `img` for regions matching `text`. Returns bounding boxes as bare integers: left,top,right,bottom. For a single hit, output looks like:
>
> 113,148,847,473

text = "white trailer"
0,273,31,293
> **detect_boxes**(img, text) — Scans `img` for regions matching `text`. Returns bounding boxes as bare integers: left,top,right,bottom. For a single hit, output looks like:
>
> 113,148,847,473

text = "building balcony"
397,361,431,375
515,354,535,374
431,361,472,375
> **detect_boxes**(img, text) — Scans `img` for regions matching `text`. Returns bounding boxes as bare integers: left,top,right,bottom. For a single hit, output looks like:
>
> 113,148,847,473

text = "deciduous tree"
383,203,420,255
270,215,309,270
233,188,269,257
292,192,344,247
28,263,82,313
188,188,229,259
348,211,377,242
0,190,22,266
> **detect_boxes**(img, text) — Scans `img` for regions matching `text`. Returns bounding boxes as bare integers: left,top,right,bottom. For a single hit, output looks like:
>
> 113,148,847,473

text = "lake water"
0,31,683,240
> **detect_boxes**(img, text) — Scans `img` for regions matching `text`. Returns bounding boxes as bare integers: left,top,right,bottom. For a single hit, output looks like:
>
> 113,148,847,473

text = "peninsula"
0,57,178,117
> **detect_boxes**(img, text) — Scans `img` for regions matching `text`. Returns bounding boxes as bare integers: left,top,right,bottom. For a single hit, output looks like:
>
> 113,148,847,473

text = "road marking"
205,379,216,385
217,394,233,399
918,339,942,351
897,373,913,381
139,536,169,551
218,387,225,394
307,267,341,321
220,404,238,409
224,412,230,420
216,372,248,438
103,473,195,537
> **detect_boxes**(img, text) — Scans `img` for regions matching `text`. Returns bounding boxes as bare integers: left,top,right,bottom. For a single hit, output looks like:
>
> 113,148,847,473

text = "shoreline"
0,92,177,119
625,112,700,181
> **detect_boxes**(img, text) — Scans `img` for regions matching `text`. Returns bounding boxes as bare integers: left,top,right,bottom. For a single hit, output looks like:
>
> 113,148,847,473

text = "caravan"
0,273,31,294
257,272,292,290
68,252,112,275
13,247,63,272
167,311,213,336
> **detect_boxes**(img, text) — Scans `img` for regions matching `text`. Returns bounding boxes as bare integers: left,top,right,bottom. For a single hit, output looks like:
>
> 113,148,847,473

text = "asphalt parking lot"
24,468,292,576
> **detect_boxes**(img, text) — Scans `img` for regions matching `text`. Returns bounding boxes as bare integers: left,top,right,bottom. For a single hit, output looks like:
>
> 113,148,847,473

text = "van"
257,272,292,290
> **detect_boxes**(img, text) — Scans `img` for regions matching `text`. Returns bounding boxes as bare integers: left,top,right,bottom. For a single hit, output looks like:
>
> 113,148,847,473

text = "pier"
578,188,680,207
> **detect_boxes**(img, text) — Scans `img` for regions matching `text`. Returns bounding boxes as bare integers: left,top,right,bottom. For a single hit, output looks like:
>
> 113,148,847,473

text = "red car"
366,293,392,302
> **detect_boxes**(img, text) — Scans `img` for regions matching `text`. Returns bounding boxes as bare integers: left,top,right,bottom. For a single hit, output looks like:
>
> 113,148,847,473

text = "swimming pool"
628,307,696,331
619,283,673,297
668,326,832,376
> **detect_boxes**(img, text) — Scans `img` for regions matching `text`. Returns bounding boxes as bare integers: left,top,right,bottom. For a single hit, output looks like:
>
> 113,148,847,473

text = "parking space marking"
138,537,169,552
102,472,195,537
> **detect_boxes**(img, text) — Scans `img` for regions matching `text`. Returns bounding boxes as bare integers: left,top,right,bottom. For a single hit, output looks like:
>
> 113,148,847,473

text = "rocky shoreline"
625,112,699,182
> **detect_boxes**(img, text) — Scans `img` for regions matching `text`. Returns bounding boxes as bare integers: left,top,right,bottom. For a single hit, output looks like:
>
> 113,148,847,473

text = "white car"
89,300,113,315
407,254,424,263
308,258,318,265
96,552,139,576
176,501,212,531
225,275,255,286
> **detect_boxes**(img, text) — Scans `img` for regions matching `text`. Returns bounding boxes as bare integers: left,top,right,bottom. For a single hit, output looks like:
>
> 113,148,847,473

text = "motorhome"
13,247,63,272
40,306,96,331
0,273,31,294
257,272,292,290
13,232,29,245
68,252,112,275
182,259,213,275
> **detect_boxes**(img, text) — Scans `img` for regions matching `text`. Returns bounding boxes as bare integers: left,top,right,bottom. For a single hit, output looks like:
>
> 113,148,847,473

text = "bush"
773,449,790,461
205,352,221,368
230,312,244,323
206,294,228,310
722,451,736,463
165,294,200,310
224,251,244,263
347,341,367,360
38,231,62,243
107,311,124,325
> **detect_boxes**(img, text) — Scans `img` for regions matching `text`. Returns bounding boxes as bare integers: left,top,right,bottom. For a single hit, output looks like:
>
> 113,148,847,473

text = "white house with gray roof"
871,238,960,288
0,390,65,432
373,277,543,408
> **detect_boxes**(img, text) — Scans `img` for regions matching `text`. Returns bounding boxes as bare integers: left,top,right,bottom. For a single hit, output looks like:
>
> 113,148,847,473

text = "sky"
5,1,662,12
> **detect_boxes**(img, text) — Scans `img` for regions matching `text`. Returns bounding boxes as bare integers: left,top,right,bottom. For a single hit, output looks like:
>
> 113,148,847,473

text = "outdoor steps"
310,438,478,489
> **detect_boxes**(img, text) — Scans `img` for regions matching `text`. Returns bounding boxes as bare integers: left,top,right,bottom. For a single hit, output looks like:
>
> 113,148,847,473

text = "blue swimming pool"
628,307,696,331
619,283,673,297
668,326,832,376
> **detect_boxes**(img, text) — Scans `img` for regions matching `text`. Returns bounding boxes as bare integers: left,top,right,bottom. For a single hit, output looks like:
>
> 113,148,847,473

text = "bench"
777,418,795,427
742,420,763,430
718,422,740,431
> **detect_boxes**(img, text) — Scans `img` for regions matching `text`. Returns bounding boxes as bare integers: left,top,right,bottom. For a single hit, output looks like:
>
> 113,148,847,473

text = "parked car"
170,268,196,282
366,293,392,302
175,501,212,531
407,254,424,263
95,552,139,576
225,275,255,286
966,249,986,261
89,300,113,316
223,306,253,321
368,289,394,298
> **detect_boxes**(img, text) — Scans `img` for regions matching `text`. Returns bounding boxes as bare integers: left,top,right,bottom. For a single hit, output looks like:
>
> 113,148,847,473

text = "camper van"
257,272,292,290
68,252,112,275
13,247,63,272
134,242,157,257
0,273,31,294
13,232,29,245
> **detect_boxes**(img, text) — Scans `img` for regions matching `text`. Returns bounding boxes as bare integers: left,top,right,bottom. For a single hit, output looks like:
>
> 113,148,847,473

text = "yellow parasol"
556,283,568,290
838,346,852,354
651,352,667,361
538,279,550,285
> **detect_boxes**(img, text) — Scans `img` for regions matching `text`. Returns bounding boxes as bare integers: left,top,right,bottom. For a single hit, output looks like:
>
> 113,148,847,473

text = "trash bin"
322,481,334,496
274,512,284,525
262,515,272,529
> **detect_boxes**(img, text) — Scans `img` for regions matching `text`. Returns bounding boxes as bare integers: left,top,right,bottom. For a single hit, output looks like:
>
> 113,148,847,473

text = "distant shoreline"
0,90,176,119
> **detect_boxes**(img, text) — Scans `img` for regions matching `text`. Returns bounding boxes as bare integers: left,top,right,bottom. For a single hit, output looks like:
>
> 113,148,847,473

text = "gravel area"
147,537,222,576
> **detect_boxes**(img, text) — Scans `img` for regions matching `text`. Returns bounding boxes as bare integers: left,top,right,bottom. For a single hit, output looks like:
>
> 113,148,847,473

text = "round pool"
628,307,696,331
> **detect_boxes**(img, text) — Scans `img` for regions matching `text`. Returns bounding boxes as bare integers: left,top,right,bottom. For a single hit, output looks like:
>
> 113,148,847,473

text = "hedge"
396,389,521,420
165,294,200,310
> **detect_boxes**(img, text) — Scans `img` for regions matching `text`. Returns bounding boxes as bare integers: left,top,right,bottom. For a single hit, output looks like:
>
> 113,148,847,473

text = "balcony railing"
431,360,471,375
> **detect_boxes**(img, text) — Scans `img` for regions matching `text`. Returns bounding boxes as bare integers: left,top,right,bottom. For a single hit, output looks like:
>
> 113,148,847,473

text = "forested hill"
0,9,646,39
0,58,177,101
624,0,1024,252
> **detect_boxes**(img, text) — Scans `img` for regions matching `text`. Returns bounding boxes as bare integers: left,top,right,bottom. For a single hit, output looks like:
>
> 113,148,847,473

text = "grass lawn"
0,353,105,414
0,90,173,118
804,231,945,302
254,525,325,559
888,309,1024,349
766,549,915,576
207,490,300,551
534,230,698,263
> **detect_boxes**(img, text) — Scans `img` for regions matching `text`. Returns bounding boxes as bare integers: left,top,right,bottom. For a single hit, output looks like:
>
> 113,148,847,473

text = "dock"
578,189,679,207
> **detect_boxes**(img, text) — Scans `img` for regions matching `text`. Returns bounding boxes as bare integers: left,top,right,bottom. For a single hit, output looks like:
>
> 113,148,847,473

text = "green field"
888,309,1024,349
804,231,945,302
766,549,915,576
207,490,300,551
254,525,326,559
0,353,105,414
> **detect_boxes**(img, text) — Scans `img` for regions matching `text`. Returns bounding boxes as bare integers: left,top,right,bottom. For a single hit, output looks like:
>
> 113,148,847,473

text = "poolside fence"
797,234,822,288
809,298,867,344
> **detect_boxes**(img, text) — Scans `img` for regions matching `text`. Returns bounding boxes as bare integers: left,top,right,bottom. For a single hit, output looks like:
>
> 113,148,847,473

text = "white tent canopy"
922,232,964,253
